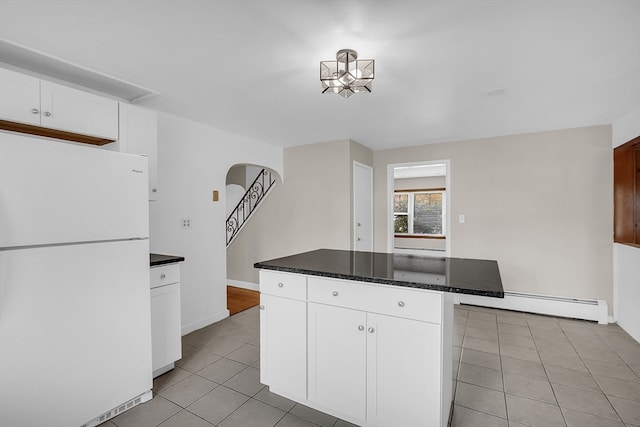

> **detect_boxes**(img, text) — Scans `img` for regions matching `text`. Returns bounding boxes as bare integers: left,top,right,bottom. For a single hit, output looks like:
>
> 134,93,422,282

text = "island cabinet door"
260,294,307,399
308,302,367,423
366,313,443,427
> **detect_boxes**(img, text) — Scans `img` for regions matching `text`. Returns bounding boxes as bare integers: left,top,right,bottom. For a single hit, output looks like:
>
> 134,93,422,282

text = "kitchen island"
255,249,503,427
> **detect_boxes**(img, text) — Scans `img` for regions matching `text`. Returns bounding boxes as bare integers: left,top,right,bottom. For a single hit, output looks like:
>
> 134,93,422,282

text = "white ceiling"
0,0,638,151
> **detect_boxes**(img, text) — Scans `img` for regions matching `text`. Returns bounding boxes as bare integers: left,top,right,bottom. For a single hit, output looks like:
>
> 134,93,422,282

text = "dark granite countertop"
150,253,185,267
254,249,504,298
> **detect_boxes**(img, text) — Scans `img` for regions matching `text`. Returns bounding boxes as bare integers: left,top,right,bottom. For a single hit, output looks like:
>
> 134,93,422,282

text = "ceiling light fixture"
320,49,374,98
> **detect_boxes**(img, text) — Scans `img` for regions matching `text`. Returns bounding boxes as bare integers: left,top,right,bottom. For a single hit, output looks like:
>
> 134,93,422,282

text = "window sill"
614,241,640,249
394,235,446,240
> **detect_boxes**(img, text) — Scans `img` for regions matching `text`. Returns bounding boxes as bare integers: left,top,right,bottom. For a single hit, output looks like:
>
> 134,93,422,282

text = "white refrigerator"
0,132,153,427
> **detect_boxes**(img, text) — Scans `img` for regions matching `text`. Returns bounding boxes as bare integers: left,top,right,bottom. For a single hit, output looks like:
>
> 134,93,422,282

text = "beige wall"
226,165,246,187
228,139,373,284
374,125,614,309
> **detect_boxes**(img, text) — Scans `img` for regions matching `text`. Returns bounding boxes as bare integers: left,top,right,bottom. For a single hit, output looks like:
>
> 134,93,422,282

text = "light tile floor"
101,304,640,427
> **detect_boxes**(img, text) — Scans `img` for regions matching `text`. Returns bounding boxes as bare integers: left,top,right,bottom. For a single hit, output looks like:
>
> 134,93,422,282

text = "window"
394,190,446,236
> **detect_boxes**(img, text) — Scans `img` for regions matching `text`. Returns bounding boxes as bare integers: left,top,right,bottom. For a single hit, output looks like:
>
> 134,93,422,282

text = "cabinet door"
150,282,182,376
308,303,367,422
119,103,159,200
260,294,307,399
40,80,118,139
367,313,443,427
0,67,41,125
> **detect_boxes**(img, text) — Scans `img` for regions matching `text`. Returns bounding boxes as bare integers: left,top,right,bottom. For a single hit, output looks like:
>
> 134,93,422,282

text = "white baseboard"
453,291,609,324
181,309,230,336
227,279,259,291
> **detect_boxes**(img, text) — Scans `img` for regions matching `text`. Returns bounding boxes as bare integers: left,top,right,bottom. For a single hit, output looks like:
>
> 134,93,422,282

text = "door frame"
353,161,373,251
386,160,451,256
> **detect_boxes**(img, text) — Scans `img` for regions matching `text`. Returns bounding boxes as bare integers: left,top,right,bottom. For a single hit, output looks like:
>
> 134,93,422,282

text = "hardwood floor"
227,285,260,315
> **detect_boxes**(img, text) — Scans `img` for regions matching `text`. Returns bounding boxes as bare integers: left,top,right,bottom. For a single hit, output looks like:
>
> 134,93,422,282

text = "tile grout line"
559,321,630,424
527,315,568,427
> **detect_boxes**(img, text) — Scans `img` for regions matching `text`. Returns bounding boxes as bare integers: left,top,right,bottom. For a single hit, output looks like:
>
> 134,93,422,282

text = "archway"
225,163,281,314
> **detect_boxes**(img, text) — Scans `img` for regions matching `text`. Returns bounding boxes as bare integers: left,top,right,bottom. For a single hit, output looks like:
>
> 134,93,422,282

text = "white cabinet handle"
332,291,339,297
31,108,39,114
277,282,284,288
152,188,158,193
358,325,364,331
44,111,51,117
368,327,375,333
259,305,265,310
398,301,405,307
160,273,166,279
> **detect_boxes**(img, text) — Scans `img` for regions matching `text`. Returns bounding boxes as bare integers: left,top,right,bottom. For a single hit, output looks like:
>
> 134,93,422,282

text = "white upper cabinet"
118,103,159,200
0,67,119,142
40,80,118,140
0,68,41,125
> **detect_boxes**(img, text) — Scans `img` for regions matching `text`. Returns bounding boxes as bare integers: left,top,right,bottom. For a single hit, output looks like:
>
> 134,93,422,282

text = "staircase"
226,168,276,246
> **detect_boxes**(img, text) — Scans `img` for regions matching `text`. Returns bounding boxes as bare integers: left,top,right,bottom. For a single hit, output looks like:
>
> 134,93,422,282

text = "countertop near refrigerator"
150,253,185,266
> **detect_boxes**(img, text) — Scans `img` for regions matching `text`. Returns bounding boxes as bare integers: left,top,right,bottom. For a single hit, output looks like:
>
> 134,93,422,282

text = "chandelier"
320,49,374,98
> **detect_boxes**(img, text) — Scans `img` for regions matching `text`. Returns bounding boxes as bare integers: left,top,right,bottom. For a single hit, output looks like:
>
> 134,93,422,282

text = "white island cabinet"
260,271,453,427
259,270,308,399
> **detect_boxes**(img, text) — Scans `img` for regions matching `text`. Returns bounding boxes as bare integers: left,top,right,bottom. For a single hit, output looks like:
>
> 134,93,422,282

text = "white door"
260,294,307,399
366,313,443,427
151,282,182,374
0,67,41,125
40,80,118,139
353,161,373,251
308,302,367,422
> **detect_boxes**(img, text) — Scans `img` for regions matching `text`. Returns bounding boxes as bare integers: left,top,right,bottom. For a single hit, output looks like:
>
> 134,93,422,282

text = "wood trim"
394,187,446,193
395,234,446,239
0,120,115,146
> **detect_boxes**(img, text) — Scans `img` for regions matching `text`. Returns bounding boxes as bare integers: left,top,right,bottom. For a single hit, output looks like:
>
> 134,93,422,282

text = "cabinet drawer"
150,264,180,288
260,270,307,300
308,277,442,324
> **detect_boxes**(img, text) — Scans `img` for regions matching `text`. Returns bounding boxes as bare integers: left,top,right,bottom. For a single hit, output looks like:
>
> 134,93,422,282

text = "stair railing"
226,168,276,246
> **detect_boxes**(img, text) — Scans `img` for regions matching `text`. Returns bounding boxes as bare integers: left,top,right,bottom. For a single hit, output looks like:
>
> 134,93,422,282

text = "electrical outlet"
181,218,192,229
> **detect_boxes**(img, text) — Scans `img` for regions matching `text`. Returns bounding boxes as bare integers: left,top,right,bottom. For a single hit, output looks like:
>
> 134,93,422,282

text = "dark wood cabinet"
614,136,640,244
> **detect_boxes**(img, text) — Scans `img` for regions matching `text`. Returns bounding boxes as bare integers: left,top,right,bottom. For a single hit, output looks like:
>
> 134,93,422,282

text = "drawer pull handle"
160,273,166,279
358,325,364,331
259,305,265,310
277,282,284,288
398,301,405,307
368,327,375,333
332,291,339,297
31,108,39,114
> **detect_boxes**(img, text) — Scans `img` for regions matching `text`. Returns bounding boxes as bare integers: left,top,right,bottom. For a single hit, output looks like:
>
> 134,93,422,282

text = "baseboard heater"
454,291,609,324
81,390,152,427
